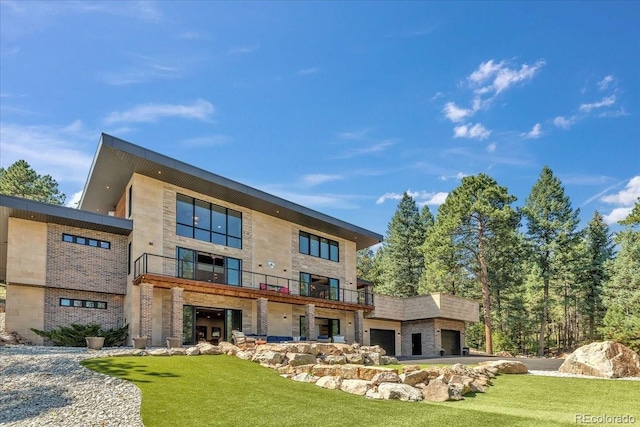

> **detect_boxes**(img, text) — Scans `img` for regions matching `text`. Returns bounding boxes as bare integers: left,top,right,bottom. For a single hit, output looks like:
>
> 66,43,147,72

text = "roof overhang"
0,194,132,282
79,133,383,250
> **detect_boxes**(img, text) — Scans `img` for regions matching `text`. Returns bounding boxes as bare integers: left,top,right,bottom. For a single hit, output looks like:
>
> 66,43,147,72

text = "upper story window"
300,272,339,301
299,231,338,262
62,233,111,249
176,194,242,249
177,247,242,286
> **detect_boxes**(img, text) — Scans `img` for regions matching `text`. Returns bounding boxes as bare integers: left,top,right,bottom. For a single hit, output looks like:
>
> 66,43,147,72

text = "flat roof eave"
79,133,383,249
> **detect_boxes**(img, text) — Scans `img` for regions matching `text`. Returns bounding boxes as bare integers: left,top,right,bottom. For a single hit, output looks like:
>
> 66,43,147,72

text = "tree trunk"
478,222,493,355
538,276,548,356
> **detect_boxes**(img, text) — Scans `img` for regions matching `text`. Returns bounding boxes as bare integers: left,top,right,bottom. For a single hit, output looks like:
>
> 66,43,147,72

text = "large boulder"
422,378,450,402
252,350,283,365
286,352,317,366
558,341,640,378
316,376,342,390
378,383,423,402
197,342,223,355
479,360,528,374
340,379,373,396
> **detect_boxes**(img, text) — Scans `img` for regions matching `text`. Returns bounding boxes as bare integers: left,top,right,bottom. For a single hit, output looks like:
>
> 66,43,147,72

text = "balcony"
133,253,374,309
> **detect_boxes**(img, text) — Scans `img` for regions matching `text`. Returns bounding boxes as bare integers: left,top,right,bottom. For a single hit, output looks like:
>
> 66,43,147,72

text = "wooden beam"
133,274,374,312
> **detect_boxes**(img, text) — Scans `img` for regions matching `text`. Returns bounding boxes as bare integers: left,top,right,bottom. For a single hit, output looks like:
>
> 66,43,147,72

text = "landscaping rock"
236,350,253,360
558,341,640,378
400,368,440,386
340,379,373,396
169,348,187,356
363,352,381,365
371,370,401,385
378,383,423,402
291,372,317,383
186,347,200,356
252,350,283,365
380,356,399,365
402,365,421,373
357,366,396,381
286,352,317,366
149,348,170,356
422,378,450,402
345,353,365,364
321,355,347,365
316,375,342,389
197,343,223,355
365,389,383,399
479,360,528,374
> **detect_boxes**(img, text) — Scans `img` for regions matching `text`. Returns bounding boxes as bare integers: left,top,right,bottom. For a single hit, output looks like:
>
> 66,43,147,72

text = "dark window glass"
176,194,194,226
329,242,339,261
227,237,241,249
60,298,71,306
299,272,310,296
211,205,226,234
194,199,211,229
227,210,242,238
300,315,307,338
299,232,309,254
309,235,319,257
194,228,210,241
73,300,83,307
88,239,98,247
227,258,241,286
211,233,226,246
63,234,74,243
85,301,96,308
97,302,107,309
128,185,133,217
329,278,340,301
76,237,86,245
177,224,193,238
177,247,196,280
128,242,132,275
100,241,110,249
320,238,329,259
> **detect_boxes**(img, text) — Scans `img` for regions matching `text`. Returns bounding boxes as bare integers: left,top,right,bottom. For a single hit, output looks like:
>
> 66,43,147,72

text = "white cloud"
334,139,396,159
298,67,320,75
439,172,468,181
104,99,214,124
453,123,491,140
0,121,94,184
338,128,372,140
597,75,614,91
599,108,628,118
300,174,343,187
468,59,545,95
443,102,474,123
553,116,575,129
522,123,542,139
601,176,640,224
376,190,448,206
579,95,616,112
228,44,260,54
65,190,83,208
487,142,497,152
101,53,182,86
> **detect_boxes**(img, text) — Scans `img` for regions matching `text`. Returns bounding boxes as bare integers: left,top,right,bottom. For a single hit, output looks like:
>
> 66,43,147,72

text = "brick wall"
47,224,128,294
401,319,436,357
44,288,125,333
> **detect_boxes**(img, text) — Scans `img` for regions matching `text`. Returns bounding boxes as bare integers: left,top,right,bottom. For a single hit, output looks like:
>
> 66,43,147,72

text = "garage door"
441,329,461,355
370,329,396,356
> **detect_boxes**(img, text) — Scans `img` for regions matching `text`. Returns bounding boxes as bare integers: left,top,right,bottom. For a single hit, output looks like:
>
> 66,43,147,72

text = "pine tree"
376,193,425,297
0,160,66,204
522,166,579,356
356,248,376,282
427,174,518,354
580,211,614,340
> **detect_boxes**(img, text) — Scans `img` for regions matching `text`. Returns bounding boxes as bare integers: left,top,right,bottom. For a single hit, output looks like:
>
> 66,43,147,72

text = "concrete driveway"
397,355,565,371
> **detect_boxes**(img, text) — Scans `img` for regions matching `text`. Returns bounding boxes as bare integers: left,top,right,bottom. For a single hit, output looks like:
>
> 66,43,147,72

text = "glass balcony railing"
134,253,374,306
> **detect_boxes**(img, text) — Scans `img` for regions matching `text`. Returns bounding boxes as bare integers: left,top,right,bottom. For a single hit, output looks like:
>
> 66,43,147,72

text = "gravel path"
0,345,143,427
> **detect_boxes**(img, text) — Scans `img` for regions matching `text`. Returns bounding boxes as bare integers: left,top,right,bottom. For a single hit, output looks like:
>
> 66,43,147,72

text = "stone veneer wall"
433,318,466,353
44,288,125,342
46,224,128,294
401,319,436,357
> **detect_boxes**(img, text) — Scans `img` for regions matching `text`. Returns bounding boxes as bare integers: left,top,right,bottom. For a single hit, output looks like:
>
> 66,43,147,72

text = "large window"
62,233,110,249
300,316,340,338
176,194,242,249
177,247,242,286
299,272,339,301
299,231,338,262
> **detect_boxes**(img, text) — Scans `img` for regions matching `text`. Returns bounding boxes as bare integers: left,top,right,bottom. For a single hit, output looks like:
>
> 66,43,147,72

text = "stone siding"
46,224,128,294
401,319,436,357
6,218,47,286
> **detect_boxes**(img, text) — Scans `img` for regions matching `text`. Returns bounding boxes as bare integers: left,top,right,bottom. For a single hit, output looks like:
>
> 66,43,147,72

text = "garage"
441,329,461,355
370,328,396,356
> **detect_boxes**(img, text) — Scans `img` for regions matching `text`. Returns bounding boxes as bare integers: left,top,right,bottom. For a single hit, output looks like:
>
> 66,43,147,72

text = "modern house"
0,133,478,356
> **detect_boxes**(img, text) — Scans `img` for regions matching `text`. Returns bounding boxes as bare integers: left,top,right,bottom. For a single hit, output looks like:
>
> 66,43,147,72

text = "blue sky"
1,1,639,237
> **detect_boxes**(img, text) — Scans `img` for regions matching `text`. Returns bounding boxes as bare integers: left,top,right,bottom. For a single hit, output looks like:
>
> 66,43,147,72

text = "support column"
257,298,268,336
139,283,153,347
170,287,184,339
354,309,364,345
305,304,316,341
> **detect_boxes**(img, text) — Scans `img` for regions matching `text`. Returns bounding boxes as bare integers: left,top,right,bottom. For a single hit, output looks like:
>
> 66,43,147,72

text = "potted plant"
133,337,148,349
166,337,182,348
86,336,105,350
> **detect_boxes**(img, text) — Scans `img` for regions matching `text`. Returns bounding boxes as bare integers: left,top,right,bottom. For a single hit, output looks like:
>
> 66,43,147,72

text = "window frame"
298,231,339,262
176,194,243,249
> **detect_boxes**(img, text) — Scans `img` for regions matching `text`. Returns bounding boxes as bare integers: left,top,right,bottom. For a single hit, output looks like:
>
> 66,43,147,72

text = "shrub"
31,323,128,347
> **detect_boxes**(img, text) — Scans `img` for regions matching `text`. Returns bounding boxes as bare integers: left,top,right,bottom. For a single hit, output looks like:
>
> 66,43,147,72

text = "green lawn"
82,355,640,427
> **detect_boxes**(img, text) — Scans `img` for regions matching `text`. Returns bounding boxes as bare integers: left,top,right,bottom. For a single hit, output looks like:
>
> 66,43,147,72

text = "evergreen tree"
522,166,579,356
356,248,376,281
601,202,640,351
427,174,518,354
0,160,66,204
580,211,614,340
376,192,425,297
